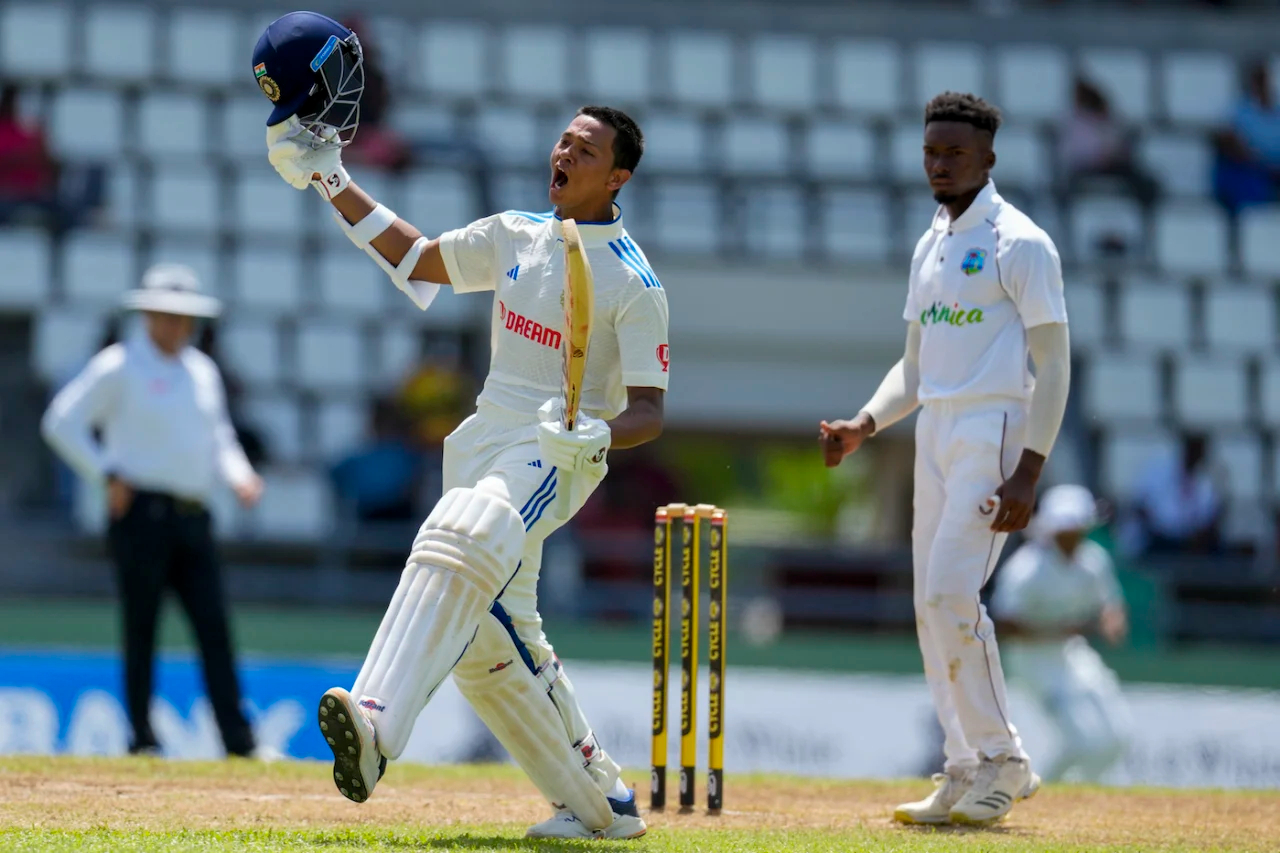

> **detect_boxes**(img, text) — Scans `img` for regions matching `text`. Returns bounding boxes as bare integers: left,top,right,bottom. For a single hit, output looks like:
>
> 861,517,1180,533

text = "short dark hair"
577,105,644,173
924,92,1002,136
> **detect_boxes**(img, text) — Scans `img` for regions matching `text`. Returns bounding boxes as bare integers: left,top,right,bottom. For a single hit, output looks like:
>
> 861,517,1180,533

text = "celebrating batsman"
253,12,669,839
820,93,1071,825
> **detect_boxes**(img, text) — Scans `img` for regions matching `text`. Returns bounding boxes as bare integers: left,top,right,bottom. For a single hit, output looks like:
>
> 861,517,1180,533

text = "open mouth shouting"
549,164,570,202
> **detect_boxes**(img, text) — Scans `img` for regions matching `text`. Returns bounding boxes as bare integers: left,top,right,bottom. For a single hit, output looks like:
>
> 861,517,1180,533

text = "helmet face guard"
297,32,364,147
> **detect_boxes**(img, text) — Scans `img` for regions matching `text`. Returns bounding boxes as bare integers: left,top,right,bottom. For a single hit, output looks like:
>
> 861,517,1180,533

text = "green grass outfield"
0,757,1277,853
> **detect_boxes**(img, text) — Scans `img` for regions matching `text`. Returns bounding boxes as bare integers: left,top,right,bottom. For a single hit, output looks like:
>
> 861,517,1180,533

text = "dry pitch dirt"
0,757,1277,852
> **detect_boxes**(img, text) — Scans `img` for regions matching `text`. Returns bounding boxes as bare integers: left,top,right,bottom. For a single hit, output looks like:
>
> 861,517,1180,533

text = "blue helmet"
252,11,364,144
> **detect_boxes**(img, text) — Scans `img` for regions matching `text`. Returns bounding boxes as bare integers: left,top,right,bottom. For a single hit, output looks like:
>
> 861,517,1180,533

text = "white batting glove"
266,117,351,200
536,398,610,477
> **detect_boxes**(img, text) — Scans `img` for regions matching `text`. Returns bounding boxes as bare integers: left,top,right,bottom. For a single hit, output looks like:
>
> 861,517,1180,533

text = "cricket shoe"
318,687,387,804
893,767,974,825
949,755,1039,825
526,790,647,840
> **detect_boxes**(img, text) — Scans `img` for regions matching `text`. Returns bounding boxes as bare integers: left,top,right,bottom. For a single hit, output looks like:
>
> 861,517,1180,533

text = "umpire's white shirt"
42,332,254,503
905,180,1067,405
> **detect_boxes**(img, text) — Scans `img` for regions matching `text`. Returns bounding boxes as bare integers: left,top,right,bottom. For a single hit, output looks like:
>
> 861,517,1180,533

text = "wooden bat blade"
560,218,595,432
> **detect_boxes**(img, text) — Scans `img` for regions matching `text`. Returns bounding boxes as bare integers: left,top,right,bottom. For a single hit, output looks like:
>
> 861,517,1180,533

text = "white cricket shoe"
318,687,386,804
950,755,1039,825
526,791,647,840
893,767,974,825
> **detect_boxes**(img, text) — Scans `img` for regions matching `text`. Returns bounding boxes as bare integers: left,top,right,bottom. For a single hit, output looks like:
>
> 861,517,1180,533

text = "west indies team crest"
960,248,987,276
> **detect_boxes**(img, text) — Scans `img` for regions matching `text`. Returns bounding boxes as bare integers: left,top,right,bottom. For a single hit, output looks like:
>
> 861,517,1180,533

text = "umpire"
42,264,263,757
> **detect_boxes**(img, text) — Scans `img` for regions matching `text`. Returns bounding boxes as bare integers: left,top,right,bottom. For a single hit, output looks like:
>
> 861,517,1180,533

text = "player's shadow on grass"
897,822,1029,837
308,834,608,851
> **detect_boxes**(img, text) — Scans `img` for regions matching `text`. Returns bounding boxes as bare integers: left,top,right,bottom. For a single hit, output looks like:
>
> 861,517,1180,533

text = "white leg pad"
453,614,614,831
351,488,524,760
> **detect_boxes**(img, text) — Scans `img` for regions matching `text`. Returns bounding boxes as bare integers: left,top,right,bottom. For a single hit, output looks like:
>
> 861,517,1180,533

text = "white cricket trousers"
913,398,1027,771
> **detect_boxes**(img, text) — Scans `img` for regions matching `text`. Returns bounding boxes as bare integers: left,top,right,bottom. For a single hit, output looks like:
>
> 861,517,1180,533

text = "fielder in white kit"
992,484,1131,783
820,93,1071,825
254,13,666,839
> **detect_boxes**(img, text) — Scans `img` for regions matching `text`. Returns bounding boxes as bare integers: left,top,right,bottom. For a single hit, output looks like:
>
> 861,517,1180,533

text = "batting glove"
536,398,610,477
266,117,351,200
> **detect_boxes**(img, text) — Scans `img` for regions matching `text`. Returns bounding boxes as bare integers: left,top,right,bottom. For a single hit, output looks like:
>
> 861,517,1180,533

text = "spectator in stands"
0,81,58,227
1057,77,1157,210
1212,60,1280,214
1123,433,1222,558
339,16,411,171
330,397,424,522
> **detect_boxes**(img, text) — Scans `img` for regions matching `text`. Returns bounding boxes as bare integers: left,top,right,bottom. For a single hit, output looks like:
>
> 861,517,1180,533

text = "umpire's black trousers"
107,490,255,756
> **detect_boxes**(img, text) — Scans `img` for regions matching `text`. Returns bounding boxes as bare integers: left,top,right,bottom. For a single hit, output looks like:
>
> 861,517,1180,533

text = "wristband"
312,163,351,201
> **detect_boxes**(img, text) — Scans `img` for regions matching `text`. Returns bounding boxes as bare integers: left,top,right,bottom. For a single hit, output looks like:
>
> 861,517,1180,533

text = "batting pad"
352,488,525,759
454,614,614,831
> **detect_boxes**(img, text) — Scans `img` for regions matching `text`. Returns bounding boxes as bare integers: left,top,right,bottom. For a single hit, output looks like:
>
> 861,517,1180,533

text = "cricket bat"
555,219,595,521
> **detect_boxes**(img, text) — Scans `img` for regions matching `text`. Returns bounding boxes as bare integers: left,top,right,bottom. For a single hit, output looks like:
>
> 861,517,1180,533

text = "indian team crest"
960,248,987,276
254,62,281,102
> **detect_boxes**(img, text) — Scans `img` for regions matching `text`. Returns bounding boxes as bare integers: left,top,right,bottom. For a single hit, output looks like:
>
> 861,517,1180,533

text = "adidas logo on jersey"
506,265,520,280
528,460,543,468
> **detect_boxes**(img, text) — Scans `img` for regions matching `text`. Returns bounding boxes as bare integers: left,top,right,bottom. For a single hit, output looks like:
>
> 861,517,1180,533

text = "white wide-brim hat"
1031,484,1101,538
122,263,222,318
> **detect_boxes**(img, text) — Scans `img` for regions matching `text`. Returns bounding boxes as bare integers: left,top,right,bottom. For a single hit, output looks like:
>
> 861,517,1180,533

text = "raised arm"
819,322,921,467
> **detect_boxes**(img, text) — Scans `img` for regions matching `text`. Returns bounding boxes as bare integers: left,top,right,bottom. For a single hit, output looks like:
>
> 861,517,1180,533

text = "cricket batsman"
252,12,668,839
820,93,1070,825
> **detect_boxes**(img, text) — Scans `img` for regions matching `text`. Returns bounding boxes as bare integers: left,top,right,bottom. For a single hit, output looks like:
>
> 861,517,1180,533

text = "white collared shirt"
904,181,1068,404
42,332,255,503
438,205,670,420
992,539,1122,633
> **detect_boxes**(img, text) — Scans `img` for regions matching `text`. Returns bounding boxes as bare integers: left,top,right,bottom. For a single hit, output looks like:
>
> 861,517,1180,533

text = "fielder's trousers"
107,490,255,756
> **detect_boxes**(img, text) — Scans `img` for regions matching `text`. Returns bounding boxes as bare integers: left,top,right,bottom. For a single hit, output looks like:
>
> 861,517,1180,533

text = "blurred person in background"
1057,77,1157,211
1213,60,1280,214
1121,433,1222,558
40,265,264,758
993,485,1129,783
331,397,424,523
0,81,59,227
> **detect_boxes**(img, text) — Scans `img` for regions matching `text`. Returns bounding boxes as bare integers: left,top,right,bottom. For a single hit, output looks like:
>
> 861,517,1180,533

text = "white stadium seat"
1162,52,1236,126
668,31,734,107
233,170,305,238
1239,206,1280,279
138,93,207,158
249,468,332,540
1154,204,1229,277
1222,499,1270,548
419,21,487,96
990,125,1048,189
476,104,542,166
501,25,568,101
1062,279,1106,351
297,321,364,391
1079,48,1151,122
901,191,942,251
83,5,154,80
491,171,550,216
638,113,707,172
1257,360,1280,427
0,228,51,308
744,186,804,261
751,34,817,111
145,241,219,301
49,89,124,159
378,325,423,387
317,248,386,318
1118,284,1190,350
241,396,302,463
914,42,985,107
33,310,107,383
806,121,875,179
222,96,271,159
388,101,458,139
995,45,1069,122
1139,134,1212,198
832,39,901,116
653,179,719,254
585,28,652,102
821,190,890,264
168,9,237,84
63,234,134,306
218,317,280,388
401,169,476,242
890,123,926,184
1085,353,1161,421
1211,433,1263,501
1100,429,1176,500
724,117,788,176
1,4,72,76
316,398,368,460
148,170,219,233
1173,357,1247,428
1069,195,1143,262
233,247,302,314
1205,288,1273,353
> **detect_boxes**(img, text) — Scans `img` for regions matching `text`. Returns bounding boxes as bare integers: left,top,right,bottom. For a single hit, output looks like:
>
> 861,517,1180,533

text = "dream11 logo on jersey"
499,301,562,350
657,344,669,372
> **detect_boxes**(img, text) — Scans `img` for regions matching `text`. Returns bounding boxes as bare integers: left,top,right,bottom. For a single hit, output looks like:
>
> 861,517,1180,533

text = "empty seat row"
1085,353,1280,427
0,5,1252,123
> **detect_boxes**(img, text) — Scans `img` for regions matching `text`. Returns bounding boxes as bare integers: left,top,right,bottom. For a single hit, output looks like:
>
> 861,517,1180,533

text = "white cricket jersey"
992,539,1122,637
438,205,670,421
904,181,1068,404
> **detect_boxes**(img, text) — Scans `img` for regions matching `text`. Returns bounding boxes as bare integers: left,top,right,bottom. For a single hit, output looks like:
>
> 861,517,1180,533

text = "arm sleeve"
1093,548,1125,609
862,322,921,433
210,368,256,489
437,214,506,294
40,348,124,484
1025,322,1071,457
1003,233,1068,329
900,233,930,322
616,288,670,389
